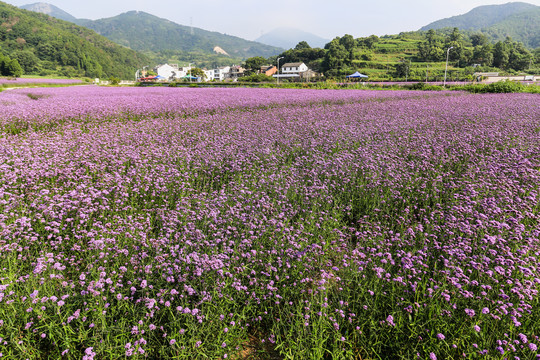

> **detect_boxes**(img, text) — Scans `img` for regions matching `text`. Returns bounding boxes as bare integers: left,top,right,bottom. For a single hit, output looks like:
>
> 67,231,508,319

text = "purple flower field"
0,86,423,130
0,86,539,359
0,78,83,86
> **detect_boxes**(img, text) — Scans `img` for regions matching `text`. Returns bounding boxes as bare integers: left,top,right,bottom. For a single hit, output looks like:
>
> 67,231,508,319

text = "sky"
5,0,540,41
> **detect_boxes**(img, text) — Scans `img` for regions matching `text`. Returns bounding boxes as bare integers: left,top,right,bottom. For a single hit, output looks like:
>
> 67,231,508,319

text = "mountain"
421,2,538,31
76,11,283,59
482,7,540,48
420,2,540,48
20,2,78,23
256,28,330,49
1,1,148,78
20,3,283,60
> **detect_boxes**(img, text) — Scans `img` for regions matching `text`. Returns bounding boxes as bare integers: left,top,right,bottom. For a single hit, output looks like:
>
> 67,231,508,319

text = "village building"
148,62,320,83
212,66,231,81
274,62,315,81
260,65,278,77
226,65,246,81
203,69,215,81
281,62,309,75
154,64,192,81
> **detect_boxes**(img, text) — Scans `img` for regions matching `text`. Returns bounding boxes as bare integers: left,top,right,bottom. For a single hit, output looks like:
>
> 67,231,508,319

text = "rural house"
227,65,246,80
260,65,278,77
212,66,231,81
281,62,309,75
155,64,192,81
274,62,312,81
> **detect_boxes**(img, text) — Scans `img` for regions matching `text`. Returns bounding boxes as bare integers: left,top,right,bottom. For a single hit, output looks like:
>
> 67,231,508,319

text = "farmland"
0,86,539,359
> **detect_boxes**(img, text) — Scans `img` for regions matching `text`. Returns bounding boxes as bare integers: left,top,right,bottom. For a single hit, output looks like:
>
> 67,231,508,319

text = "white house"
155,64,192,81
177,66,192,78
155,64,179,80
281,62,309,75
204,69,214,81
212,66,231,81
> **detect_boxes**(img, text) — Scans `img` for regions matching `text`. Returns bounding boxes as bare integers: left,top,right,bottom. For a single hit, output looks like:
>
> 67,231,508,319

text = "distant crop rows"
0,87,539,359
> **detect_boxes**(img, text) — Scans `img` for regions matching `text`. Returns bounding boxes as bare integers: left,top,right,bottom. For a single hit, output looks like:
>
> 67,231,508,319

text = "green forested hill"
0,1,148,78
421,2,538,31
78,11,283,59
482,8,540,48
420,2,540,48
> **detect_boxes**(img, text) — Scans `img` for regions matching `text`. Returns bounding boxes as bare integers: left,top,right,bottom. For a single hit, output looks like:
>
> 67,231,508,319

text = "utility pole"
277,57,284,84
444,47,454,87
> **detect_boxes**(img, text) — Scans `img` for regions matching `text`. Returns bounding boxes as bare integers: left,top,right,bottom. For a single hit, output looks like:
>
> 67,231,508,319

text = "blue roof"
346,72,368,78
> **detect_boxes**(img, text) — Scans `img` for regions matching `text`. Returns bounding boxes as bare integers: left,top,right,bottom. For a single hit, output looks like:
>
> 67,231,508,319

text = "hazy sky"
5,0,540,40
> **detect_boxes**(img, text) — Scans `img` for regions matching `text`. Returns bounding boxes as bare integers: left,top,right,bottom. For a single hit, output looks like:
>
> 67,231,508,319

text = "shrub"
485,80,524,93
455,80,540,94
108,77,120,86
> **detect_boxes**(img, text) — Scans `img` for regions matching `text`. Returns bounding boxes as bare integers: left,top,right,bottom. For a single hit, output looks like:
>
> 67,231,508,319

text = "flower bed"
0,77,83,86
0,87,539,359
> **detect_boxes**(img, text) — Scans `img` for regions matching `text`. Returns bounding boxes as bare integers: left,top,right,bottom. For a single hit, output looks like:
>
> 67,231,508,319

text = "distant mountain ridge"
77,11,283,58
256,28,330,49
19,3,283,59
421,2,540,48
20,2,78,22
421,2,538,30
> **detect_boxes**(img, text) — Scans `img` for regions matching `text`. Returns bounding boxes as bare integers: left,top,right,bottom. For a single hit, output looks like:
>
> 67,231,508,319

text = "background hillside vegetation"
0,2,148,79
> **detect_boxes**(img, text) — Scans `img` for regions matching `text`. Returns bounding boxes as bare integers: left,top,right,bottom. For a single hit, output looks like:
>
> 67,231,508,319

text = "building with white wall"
155,64,192,81
212,66,231,81
281,62,309,74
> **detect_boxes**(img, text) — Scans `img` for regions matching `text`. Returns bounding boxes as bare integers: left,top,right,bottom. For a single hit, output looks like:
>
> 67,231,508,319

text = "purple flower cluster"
0,86,539,358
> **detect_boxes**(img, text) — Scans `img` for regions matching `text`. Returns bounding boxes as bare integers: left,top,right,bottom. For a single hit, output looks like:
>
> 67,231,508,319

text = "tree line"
418,28,533,71
241,28,538,80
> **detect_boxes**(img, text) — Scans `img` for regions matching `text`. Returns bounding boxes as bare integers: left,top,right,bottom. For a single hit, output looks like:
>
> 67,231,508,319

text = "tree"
83,58,103,78
493,40,510,69
339,34,357,63
470,33,488,47
394,59,411,79
445,28,464,62
243,56,267,75
534,48,540,66
426,29,438,46
189,67,205,79
294,41,311,50
357,35,379,49
339,34,355,52
507,42,533,71
1,58,23,77
418,30,444,61
322,38,349,75
12,50,39,73
108,76,120,85
471,44,493,66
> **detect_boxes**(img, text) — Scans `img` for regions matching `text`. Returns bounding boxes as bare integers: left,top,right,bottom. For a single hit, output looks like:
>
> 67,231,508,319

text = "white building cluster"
154,64,193,80
146,62,316,82
151,64,245,82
